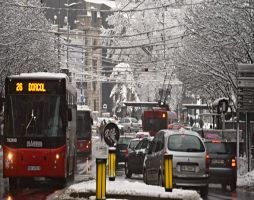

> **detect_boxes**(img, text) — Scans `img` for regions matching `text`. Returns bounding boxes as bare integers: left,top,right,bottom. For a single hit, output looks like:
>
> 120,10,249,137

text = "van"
143,128,209,198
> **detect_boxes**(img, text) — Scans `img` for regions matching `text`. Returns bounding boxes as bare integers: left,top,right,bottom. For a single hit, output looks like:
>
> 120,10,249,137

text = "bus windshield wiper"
25,109,36,135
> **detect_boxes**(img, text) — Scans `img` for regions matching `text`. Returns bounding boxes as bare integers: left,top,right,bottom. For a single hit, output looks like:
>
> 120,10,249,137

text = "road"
0,136,254,200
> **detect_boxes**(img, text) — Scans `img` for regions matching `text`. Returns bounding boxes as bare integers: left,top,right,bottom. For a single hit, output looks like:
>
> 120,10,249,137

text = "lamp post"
64,1,82,69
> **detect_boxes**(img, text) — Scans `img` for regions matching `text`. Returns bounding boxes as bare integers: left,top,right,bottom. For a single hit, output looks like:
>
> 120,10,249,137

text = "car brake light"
205,153,210,170
212,140,221,143
232,158,236,168
125,149,128,157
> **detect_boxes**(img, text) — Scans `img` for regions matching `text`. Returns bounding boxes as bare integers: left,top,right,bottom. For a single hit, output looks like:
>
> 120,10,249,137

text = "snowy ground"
59,178,201,200
237,157,254,187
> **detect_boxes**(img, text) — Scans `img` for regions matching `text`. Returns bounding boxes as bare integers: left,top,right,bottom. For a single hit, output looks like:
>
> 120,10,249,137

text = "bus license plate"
27,166,41,171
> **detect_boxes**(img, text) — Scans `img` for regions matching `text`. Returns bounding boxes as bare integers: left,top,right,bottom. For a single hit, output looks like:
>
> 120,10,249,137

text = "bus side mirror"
68,108,72,121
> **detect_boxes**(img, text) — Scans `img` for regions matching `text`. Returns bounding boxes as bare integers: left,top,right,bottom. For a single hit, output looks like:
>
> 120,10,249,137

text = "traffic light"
212,98,229,114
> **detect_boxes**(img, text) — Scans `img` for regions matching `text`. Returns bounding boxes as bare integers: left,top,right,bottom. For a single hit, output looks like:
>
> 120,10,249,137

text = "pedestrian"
99,119,107,141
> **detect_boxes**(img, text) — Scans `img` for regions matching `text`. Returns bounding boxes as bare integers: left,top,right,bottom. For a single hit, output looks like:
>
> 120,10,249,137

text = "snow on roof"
12,72,68,79
77,104,91,111
67,179,201,200
84,0,116,8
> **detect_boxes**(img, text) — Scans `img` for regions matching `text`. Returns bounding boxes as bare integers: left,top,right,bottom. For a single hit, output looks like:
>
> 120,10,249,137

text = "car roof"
119,135,135,139
162,128,201,138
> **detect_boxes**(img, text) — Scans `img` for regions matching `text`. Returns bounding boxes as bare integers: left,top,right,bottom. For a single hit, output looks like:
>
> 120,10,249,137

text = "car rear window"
205,142,235,154
168,134,205,152
118,137,133,145
129,140,140,149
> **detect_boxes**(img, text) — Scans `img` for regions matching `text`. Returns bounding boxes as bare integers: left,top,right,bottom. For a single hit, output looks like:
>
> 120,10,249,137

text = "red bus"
3,72,77,190
142,108,169,136
123,101,176,136
76,104,93,157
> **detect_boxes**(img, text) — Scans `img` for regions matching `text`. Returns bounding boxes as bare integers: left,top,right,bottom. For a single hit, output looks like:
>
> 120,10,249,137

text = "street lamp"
53,15,57,24
64,1,82,69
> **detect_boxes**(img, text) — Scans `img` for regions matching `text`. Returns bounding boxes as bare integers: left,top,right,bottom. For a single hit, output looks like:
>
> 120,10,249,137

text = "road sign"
103,123,120,147
237,64,254,112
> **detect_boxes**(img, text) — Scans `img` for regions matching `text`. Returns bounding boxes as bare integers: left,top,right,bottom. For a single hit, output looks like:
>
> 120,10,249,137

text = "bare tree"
0,0,58,94
174,0,254,109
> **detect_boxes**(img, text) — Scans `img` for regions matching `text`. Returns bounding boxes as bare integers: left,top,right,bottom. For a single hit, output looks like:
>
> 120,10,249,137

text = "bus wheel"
9,178,18,191
55,178,67,188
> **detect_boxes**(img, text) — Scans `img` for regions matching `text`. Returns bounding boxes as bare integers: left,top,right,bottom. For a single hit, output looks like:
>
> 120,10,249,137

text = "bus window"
6,95,63,137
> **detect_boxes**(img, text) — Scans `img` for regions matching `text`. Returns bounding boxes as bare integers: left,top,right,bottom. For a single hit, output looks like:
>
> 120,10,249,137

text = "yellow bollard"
96,158,107,200
108,147,116,181
164,154,173,192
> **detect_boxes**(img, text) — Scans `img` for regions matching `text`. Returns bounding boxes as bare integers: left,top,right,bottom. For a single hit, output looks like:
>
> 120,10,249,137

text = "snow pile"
237,156,254,187
238,170,254,187
67,179,201,200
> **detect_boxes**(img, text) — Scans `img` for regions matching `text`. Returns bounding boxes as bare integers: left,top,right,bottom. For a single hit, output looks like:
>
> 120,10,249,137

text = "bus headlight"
7,152,13,161
56,154,60,160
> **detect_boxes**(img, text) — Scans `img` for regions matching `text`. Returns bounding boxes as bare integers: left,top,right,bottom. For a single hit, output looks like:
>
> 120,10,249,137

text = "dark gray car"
143,129,209,198
204,140,237,191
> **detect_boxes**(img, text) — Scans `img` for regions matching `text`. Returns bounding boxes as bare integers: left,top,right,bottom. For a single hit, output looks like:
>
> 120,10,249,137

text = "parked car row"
115,128,238,199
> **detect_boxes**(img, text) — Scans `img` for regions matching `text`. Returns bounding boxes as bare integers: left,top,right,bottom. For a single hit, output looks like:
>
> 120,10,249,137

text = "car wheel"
9,178,18,191
125,162,132,178
200,186,208,198
230,181,236,192
143,169,148,184
221,183,227,191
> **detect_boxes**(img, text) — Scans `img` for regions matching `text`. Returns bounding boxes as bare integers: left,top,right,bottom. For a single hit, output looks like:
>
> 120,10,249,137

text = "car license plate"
181,165,195,172
212,159,224,164
27,166,41,171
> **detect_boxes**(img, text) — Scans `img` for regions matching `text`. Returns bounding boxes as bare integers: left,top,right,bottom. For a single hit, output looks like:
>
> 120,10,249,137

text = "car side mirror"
68,108,72,121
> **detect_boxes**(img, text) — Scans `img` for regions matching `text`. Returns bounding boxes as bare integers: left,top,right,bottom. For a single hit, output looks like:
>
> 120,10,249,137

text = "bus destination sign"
7,79,64,95
16,82,46,92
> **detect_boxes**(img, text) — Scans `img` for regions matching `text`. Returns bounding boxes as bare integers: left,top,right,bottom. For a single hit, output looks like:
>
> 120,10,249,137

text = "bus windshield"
76,111,92,139
6,95,64,137
143,118,167,132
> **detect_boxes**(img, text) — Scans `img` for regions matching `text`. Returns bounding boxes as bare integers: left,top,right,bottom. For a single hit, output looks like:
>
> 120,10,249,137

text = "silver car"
143,129,209,198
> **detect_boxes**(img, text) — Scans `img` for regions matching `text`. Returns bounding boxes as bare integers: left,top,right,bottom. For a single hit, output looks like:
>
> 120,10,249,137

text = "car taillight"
125,149,128,157
205,153,210,170
231,158,236,168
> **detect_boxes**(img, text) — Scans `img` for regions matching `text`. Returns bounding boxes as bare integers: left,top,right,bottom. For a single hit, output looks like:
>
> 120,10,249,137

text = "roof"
84,0,116,8
182,104,209,110
163,128,201,138
9,72,68,80
77,104,91,111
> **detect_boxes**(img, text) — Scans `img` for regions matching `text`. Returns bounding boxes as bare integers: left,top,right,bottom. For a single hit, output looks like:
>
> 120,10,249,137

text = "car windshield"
205,142,234,154
6,95,64,137
168,134,205,152
131,118,138,123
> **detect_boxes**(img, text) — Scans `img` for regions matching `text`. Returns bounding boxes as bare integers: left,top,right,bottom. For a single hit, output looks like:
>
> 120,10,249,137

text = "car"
125,137,152,178
135,131,150,138
116,135,135,165
204,140,237,191
143,128,209,198
118,117,141,133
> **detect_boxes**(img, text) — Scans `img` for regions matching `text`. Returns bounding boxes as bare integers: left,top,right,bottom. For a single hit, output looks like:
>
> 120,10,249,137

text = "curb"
69,192,183,200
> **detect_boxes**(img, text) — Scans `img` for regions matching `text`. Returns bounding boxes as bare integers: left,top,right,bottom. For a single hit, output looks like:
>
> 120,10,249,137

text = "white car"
118,117,141,133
